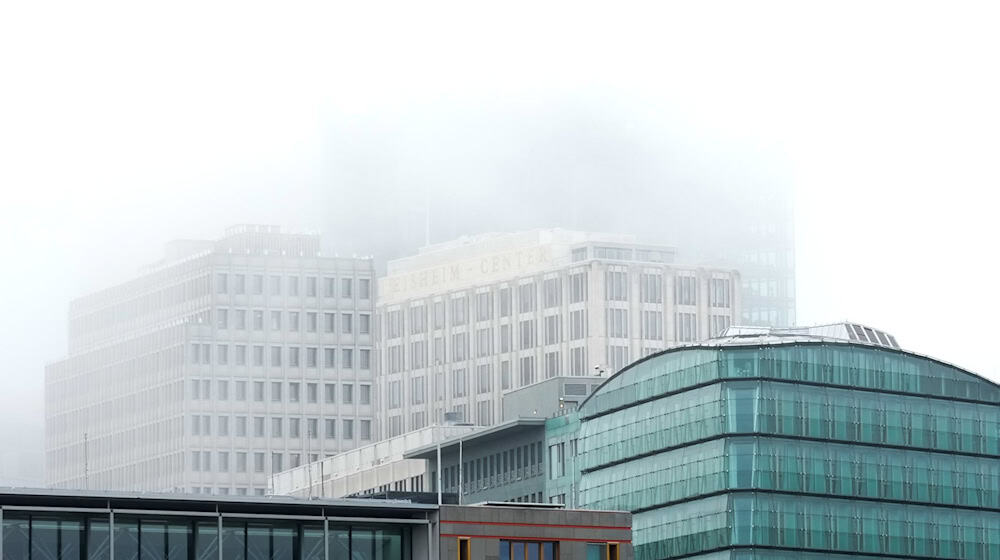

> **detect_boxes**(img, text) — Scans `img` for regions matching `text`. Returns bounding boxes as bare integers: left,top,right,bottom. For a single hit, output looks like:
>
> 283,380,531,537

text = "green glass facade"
576,342,1000,560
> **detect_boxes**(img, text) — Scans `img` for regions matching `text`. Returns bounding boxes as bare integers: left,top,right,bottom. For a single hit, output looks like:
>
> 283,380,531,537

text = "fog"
1,1,998,483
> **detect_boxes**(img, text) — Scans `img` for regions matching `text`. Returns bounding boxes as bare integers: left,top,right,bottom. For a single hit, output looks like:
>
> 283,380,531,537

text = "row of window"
190,440,369,474
190,379,371,405
210,309,370,334
437,441,545,493
188,415,372,441
216,273,370,300
383,272,729,339
190,344,371,369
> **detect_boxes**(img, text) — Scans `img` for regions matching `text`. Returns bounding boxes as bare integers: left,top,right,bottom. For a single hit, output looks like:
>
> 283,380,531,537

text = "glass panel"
301,524,325,560
221,521,246,560
374,527,403,560
330,526,350,559
513,542,526,560
352,528,375,560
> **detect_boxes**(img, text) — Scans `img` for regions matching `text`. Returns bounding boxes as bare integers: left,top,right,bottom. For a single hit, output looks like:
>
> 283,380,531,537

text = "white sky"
1,1,998,473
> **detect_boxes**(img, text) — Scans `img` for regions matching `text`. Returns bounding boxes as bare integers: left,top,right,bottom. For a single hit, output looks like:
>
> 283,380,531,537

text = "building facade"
575,324,1000,560
376,229,740,437
45,225,376,495
0,489,631,560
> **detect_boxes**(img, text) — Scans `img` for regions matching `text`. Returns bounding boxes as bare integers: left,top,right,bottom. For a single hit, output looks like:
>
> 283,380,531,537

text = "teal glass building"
575,325,1000,560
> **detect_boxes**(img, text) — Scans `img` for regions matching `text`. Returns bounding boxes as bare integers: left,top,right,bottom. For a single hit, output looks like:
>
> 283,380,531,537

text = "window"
270,346,282,367
640,273,663,303
477,400,492,425
325,312,336,333
253,345,264,366
254,381,265,402
325,383,336,404
325,419,336,439
236,416,247,437
235,309,247,330
271,382,282,402
458,538,470,560
271,453,283,474
543,278,561,308
271,417,282,437
518,283,536,313
252,274,264,295
307,382,318,403
501,361,511,390
324,277,336,297
253,416,265,437
253,310,264,330
476,291,493,321
449,368,466,397
605,270,628,301
451,332,467,361
408,305,426,334
288,276,299,296
359,314,371,334
675,312,698,342
499,324,511,353
519,319,536,349
236,452,247,472
342,313,353,334
307,418,318,438
570,346,586,376
608,345,629,372
234,274,245,294
324,348,336,368
216,308,228,329
477,364,492,394
606,308,628,338
569,271,587,303
501,541,557,560
342,419,354,439
360,349,371,370
217,380,229,400
289,382,300,402
217,273,228,294
307,312,317,332
270,310,281,330
306,347,318,368
643,310,663,340
341,278,353,298
499,287,512,317
433,301,446,329
519,356,535,386
544,352,560,379
710,278,731,307
675,275,697,305
549,443,565,479
544,315,561,345
360,420,371,440
270,275,281,295
410,377,424,405
218,451,230,472
235,345,247,366
359,384,371,405
342,384,353,404
289,418,300,438
359,278,370,299
236,381,247,401
451,295,468,325
289,347,300,367
306,276,317,297
342,349,354,368
476,327,493,357
218,416,229,436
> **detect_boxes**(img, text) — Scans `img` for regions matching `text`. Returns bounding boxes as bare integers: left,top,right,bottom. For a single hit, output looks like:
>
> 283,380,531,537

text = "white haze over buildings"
1,1,998,483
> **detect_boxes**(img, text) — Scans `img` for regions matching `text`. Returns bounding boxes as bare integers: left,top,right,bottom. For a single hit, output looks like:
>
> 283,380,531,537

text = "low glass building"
576,324,1000,560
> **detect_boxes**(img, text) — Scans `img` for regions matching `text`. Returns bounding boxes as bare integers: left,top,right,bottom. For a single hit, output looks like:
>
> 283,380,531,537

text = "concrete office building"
575,323,1000,560
376,229,740,436
0,489,632,560
45,225,376,495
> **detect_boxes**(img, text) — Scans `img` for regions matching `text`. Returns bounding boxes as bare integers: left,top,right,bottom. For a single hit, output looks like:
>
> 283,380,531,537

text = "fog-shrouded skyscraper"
45,225,376,494
375,229,741,438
